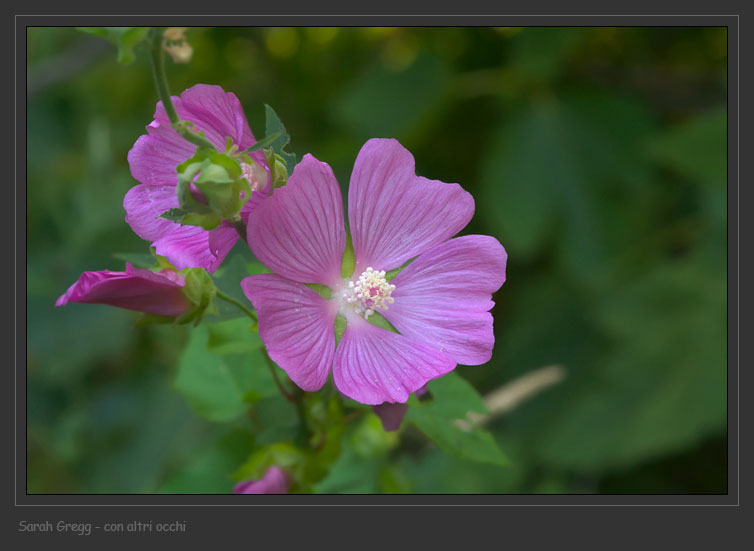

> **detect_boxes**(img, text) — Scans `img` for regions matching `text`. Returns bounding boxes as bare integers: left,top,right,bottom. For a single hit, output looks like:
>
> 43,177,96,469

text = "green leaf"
207,317,262,355
645,107,727,187
304,283,331,299
173,325,248,422
310,415,392,494
397,436,527,493
479,93,658,283
311,445,381,494
334,315,347,346
264,104,297,168
159,207,191,223
174,320,277,422
510,255,727,472
350,413,399,458
340,229,355,279
479,103,560,258
252,394,301,444
366,312,399,333
385,258,414,282
244,130,284,154
157,428,254,494
406,372,508,467
77,27,150,64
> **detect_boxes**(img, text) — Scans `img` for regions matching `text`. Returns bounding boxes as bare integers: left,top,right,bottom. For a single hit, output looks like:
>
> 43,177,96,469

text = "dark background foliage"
26,26,727,494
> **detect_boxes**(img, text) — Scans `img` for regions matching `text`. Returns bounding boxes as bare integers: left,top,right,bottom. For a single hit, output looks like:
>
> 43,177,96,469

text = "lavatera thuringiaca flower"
242,138,507,406
125,84,270,273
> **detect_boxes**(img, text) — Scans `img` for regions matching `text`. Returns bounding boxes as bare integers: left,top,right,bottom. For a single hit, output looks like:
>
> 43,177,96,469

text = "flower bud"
163,27,188,42
233,466,290,494
163,27,193,64
56,263,191,317
372,402,409,432
272,155,289,188
175,268,218,325
372,385,427,432
165,41,193,64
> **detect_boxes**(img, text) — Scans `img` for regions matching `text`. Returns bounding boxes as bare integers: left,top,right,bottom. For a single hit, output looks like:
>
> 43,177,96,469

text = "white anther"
341,267,397,320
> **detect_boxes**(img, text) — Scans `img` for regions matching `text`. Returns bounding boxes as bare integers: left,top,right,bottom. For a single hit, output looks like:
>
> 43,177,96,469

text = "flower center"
341,267,396,320
241,161,267,193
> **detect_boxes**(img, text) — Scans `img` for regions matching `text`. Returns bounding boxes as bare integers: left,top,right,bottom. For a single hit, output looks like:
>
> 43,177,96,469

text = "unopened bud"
164,27,188,42
272,155,289,189
163,27,193,64
165,41,193,64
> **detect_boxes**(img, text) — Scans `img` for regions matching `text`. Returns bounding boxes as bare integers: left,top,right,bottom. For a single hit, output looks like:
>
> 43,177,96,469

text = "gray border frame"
12,11,741,520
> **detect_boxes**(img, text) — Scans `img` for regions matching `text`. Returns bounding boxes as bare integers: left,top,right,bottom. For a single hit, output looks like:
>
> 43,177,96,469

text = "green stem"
149,28,178,123
215,289,257,321
229,214,247,241
342,408,366,425
148,27,215,150
263,351,298,403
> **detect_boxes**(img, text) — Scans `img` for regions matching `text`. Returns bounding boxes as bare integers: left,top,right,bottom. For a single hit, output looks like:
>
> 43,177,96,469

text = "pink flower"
124,84,270,273
56,263,190,317
241,138,507,406
233,466,290,494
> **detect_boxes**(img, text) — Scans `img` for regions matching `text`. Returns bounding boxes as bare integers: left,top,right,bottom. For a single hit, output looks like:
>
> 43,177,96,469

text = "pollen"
342,267,396,320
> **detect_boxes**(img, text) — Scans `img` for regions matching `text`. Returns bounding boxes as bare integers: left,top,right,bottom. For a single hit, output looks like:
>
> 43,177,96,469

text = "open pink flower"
233,466,290,494
125,84,270,273
242,138,507,405
56,263,190,317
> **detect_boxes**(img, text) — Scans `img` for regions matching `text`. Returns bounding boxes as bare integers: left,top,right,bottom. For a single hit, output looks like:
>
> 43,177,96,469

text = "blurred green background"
26,27,727,494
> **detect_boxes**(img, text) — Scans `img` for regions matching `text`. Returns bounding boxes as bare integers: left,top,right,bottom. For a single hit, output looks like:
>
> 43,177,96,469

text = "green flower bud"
175,268,218,325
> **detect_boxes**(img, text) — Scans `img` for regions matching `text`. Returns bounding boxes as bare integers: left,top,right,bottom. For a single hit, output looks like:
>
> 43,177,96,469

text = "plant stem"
263,351,298,403
342,408,366,425
229,214,247,241
215,289,257,321
149,28,178,123
148,27,215,150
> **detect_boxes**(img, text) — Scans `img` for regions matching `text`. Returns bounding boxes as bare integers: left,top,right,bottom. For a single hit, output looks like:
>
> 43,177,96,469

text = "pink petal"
123,184,179,241
55,264,190,317
208,223,242,265
246,154,346,287
332,317,456,405
169,84,257,152
348,138,475,274
233,466,290,494
127,118,195,187
241,273,337,392
383,235,507,366
153,224,233,273
123,184,237,272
